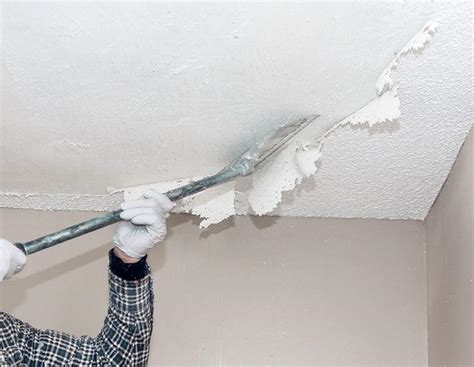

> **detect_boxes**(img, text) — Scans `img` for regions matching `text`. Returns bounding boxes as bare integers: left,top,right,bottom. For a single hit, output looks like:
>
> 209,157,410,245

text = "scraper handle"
15,169,240,255
15,210,123,255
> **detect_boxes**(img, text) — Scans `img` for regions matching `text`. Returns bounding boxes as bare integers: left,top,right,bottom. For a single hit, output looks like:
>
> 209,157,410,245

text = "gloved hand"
0,239,27,282
113,190,174,259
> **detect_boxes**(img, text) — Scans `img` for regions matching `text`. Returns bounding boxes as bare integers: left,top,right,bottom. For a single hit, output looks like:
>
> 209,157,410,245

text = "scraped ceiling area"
1,2,472,226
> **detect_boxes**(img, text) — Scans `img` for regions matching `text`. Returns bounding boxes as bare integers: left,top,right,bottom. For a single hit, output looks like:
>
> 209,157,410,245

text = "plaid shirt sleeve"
0,253,154,367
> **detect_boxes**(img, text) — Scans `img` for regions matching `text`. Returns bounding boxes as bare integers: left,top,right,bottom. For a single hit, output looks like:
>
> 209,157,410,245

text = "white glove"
113,190,174,259
0,239,27,282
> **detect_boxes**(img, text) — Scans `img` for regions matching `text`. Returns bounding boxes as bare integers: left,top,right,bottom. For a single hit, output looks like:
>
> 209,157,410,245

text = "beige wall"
425,129,473,366
0,210,427,366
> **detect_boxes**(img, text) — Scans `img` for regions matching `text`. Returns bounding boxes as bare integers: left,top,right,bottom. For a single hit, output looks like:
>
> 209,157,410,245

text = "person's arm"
2,250,153,366
0,190,173,366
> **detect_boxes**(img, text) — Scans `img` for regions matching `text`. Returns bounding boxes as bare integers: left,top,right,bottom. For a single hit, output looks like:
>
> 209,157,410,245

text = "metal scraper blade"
225,114,319,176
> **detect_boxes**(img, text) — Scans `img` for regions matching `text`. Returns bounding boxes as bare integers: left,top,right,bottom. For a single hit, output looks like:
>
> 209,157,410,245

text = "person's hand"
113,190,174,261
0,239,27,282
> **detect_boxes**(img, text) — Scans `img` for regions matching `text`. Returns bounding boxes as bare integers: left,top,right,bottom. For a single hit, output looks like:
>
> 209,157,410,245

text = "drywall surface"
1,2,472,223
0,209,427,365
425,129,473,366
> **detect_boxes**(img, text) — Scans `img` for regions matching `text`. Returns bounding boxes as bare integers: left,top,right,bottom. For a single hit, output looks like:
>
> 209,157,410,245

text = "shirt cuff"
108,252,153,314
109,248,149,281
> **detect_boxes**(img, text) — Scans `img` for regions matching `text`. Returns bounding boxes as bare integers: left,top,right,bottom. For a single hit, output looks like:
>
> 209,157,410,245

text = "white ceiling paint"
1,2,472,222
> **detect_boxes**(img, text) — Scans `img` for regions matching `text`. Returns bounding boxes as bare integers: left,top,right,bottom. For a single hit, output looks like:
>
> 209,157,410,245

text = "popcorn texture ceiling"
1,2,472,222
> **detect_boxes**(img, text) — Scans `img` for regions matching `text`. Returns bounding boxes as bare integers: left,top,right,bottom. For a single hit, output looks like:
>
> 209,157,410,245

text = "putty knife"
15,115,319,255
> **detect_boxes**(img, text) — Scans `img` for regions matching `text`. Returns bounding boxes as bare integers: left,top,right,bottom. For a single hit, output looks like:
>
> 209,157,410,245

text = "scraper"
15,115,319,255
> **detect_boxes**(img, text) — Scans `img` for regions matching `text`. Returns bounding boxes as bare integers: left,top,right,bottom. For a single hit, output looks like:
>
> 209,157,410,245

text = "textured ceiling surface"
1,2,472,220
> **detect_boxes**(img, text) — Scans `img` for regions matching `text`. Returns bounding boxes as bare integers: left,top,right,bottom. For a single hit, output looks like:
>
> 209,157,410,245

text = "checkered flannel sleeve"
1,266,154,366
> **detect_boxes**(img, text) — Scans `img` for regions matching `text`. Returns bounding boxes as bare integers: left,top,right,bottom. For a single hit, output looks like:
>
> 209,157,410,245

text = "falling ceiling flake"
338,87,400,128
186,183,236,228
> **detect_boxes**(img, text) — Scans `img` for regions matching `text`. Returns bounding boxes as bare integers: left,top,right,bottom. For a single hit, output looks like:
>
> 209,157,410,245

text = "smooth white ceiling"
1,2,472,220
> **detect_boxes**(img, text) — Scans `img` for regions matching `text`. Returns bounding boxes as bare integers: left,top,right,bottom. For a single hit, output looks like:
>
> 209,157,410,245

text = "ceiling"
1,2,472,222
